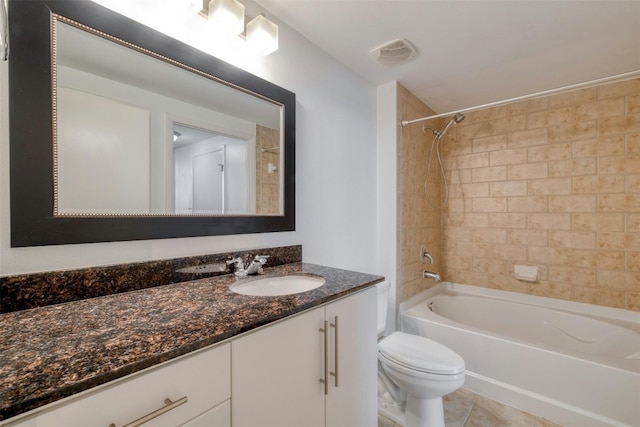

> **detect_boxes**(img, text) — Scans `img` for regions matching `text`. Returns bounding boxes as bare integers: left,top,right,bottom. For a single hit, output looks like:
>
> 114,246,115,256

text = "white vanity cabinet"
4,343,231,427
324,288,378,427
231,288,377,427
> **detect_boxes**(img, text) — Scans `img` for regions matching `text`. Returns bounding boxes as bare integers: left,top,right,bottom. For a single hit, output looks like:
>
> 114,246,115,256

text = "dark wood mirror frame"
9,0,295,247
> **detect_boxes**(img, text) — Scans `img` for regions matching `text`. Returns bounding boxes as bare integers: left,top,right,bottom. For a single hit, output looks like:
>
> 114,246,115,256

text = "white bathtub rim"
402,282,640,332
401,283,640,375
404,304,640,376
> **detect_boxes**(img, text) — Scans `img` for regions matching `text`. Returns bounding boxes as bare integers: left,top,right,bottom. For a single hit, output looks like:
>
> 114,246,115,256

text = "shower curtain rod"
400,69,640,127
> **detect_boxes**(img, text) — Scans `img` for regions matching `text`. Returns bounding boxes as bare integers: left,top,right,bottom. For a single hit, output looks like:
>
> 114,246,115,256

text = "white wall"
0,0,380,277
376,81,398,332
57,87,151,215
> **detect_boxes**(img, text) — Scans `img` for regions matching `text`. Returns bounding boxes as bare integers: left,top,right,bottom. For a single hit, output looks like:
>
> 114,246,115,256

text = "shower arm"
260,146,280,153
422,126,440,137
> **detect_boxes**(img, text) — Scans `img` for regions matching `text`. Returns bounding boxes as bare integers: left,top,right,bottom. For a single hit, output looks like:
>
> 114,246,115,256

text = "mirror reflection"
54,19,283,216
174,123,246,215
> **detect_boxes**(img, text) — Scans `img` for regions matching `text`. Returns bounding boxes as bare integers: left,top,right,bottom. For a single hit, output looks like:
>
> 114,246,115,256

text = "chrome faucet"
245,255,269,276
423,271,441,282
226,257,246,278
227,255,270,278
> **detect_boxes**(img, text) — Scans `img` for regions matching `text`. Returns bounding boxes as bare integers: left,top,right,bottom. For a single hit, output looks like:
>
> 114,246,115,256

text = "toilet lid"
378,332,465,375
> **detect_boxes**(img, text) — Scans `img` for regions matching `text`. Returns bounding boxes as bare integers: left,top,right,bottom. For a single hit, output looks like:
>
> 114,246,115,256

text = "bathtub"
400,282,640,427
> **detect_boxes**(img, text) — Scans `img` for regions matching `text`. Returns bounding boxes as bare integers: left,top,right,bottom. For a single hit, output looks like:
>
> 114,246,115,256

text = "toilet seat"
378,332,465,375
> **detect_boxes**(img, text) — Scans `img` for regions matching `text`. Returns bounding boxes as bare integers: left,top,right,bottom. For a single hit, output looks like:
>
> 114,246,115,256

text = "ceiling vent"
369,38,417,66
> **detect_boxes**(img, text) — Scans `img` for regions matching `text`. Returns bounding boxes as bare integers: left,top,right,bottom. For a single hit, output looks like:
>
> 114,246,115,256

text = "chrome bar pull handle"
319,320,329,395
108,396,188,427
330,316,339,387
0,0,8,61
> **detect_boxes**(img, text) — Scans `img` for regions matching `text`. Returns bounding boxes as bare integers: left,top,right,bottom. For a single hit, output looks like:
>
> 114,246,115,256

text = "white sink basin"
230,275,326,296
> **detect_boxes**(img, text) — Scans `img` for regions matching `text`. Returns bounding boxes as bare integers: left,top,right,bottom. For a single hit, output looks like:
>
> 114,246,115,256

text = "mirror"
9,0,295,246
55,21,282,216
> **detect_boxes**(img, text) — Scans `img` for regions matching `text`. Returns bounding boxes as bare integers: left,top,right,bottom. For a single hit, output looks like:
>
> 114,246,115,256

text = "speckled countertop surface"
0,262,383,422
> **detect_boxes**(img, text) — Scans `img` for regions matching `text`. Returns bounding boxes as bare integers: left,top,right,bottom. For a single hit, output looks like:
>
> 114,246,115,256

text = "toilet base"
378,398,405,426
378,377,406,425
405,396,444,427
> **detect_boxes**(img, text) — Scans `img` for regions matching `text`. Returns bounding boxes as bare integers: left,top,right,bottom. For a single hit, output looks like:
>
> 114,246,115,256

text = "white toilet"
376,282,465,427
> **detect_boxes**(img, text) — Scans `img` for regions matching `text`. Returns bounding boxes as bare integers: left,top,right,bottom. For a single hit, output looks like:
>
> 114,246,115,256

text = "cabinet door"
325,287,377,427
232,307,325,427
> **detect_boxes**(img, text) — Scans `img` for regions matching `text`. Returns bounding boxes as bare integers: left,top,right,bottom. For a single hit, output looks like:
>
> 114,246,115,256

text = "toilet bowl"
376,282,465,427
378,331,465,427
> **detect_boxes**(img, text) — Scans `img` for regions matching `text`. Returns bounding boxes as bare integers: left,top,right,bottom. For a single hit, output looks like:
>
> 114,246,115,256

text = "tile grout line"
460,400,475,427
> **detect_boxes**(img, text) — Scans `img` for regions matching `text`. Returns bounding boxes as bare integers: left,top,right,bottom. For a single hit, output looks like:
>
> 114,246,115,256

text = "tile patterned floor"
378,388,564,427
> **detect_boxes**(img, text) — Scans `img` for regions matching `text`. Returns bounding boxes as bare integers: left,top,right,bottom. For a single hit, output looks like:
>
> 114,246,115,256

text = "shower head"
438,113,465,139
453,112,465,124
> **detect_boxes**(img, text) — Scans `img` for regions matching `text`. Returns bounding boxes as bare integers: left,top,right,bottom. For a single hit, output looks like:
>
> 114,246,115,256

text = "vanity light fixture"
207,0,245,36
246,14,278,56
197,0,279,56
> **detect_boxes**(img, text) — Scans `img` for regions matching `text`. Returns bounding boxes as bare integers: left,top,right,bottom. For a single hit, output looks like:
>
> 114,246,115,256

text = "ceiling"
256,0,640,114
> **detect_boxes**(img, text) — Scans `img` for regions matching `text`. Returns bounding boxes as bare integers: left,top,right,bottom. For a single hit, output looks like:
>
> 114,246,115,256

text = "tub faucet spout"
423,271,441,282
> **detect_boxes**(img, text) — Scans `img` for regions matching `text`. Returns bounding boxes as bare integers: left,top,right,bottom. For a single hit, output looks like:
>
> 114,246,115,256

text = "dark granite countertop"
0,262,383,422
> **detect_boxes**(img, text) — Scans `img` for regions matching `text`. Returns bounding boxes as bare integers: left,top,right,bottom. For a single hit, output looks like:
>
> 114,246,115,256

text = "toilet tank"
376,281,390,336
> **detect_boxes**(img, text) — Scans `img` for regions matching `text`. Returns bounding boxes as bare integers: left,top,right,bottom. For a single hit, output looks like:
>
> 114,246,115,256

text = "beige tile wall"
440,78,640,311
255,125,280,215
397,84,445,301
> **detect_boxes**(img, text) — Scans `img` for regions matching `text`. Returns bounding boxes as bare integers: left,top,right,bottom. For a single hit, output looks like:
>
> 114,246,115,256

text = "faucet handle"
420,246,434,264
227,257,244,270
254,255,270,265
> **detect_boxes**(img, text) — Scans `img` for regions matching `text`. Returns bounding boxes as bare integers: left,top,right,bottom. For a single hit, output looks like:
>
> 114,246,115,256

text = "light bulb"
246,14,278,56
208,0,245,36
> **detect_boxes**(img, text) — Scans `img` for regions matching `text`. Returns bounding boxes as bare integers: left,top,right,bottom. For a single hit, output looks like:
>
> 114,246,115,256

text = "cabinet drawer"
181,400,230,427
6,343,230,427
